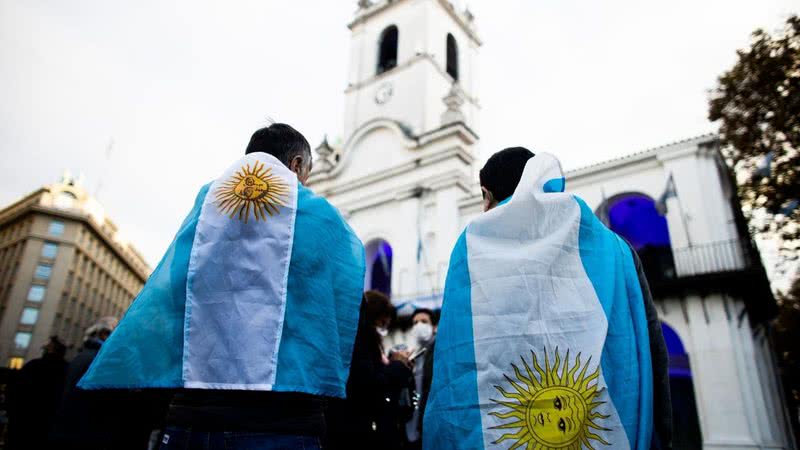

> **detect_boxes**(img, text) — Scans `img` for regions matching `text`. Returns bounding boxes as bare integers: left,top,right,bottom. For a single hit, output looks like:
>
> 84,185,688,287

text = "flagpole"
672,176,693,248
600,187,609,227
414,187,437,297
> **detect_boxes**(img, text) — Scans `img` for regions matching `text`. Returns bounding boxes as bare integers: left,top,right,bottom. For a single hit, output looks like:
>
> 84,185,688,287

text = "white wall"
659,295,790,450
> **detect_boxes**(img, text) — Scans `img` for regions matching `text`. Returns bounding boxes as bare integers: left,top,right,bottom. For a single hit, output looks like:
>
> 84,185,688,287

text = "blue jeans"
158,427,322,450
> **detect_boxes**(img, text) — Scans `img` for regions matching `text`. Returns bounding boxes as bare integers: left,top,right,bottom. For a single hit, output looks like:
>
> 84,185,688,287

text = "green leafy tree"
773,277,800,444
709,15,800,270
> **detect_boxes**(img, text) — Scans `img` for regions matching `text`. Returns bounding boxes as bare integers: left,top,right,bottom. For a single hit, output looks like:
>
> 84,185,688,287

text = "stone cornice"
334,169,473,215
0,202,151,281
313,144,474,198
349,0,482,46
309,119,476,186
566,134,717,180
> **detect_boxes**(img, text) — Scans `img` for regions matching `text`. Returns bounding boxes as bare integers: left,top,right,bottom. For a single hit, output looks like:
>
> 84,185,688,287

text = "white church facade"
308,1,793,448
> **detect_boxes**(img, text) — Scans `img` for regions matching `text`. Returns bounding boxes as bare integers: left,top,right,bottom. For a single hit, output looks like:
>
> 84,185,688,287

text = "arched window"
377,26,399,75
599,192,675,282
661,322,703,448
446,33,459,81
365,239,393,296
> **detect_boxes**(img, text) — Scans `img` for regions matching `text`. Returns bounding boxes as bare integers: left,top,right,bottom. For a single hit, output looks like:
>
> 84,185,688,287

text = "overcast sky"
0,0,797,267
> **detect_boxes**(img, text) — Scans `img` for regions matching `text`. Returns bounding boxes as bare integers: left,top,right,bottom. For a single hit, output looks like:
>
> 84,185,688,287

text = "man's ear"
481,186,497,211
289,155,304,175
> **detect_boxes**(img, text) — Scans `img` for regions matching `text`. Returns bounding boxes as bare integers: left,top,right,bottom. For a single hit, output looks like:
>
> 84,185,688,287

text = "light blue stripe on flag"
423,232,484,449
78,183,210,389
272,185,366,397
576,198,654,448
183,153,298,389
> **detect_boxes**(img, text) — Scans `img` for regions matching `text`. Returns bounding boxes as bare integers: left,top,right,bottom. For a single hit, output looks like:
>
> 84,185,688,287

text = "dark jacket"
326,302,414,450
407,338,435,443
629,244,673,450
6,354,67,450
50,338,164,450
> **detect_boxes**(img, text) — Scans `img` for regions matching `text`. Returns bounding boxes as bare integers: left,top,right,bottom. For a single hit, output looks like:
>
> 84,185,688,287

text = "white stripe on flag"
466,154,629,449
183,152,298,390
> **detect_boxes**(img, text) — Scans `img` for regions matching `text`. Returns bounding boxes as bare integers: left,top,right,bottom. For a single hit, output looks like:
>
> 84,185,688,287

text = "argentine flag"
80,152,365,397
424,154,653,449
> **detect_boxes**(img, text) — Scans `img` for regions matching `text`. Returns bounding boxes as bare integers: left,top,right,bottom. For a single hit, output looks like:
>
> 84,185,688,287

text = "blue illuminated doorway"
662,322,703,449
602,193,676,281
365,239,393,296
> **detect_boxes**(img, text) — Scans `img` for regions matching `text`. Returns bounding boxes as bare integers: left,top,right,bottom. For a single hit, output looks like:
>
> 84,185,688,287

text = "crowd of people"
5,317,165,449
3,123,670,449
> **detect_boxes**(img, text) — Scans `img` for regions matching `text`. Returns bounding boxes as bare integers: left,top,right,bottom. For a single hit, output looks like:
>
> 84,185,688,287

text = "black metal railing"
671,239,753,278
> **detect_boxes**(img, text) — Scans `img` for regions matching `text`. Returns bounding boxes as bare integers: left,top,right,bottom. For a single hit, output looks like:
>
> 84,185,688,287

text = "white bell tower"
344,0,480,138
309,0,481,311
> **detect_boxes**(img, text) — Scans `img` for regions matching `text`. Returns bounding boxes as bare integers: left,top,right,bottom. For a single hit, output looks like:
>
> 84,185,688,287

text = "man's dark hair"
479,147,535,203
364,290,395,324
245,123,311,166
412,308,438,326
46,336,66,358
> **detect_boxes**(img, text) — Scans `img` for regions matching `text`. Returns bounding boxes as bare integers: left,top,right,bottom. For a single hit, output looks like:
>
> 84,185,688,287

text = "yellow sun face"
215,161,290,223
490,348,611,450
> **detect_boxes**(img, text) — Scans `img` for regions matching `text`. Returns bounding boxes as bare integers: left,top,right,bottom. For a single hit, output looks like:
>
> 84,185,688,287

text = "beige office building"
0,173,150,367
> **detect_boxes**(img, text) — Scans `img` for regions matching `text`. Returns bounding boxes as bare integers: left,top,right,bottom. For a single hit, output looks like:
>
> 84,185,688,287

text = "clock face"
375,82,394,105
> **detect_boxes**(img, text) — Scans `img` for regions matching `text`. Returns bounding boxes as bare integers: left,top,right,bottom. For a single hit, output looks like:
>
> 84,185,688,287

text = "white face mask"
376,326,389,337
411,322,433,343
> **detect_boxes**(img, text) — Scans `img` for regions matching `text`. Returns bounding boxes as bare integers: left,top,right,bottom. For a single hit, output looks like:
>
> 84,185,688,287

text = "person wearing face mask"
325,291,414,450
404,308,437,449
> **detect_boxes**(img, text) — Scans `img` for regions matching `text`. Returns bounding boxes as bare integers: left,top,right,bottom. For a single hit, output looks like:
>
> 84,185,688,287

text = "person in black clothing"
326,291,414,450
51,317,170,450
6,336,68,450
404,308,436,449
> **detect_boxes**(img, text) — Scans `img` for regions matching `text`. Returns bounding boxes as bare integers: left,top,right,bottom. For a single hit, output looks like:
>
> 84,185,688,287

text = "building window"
14,332,32,350
8,357,24,369
27,285,46,302
48,220,65,236
377,25,399,74
446,33,459,81
41,242,58,259
20,307,38,325
34,264,52,281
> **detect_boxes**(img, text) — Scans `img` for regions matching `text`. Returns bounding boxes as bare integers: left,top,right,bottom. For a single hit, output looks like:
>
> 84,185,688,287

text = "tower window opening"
446,33,459,81
377,25,399,75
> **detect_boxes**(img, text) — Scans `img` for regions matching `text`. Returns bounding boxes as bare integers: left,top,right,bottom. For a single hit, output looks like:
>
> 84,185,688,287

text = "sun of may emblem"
215,161,290,223
490,348,611,450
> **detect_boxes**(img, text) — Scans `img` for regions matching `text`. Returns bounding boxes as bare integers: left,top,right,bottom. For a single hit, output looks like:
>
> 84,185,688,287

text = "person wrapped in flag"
79,124,365,449
423,148,671,450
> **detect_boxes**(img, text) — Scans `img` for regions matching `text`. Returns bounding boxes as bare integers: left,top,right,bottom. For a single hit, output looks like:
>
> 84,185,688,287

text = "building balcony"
672,239,751,278
644,239,775,323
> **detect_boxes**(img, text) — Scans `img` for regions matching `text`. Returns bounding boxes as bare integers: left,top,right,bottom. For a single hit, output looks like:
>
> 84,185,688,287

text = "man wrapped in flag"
424,148,671,450
79,124,365,448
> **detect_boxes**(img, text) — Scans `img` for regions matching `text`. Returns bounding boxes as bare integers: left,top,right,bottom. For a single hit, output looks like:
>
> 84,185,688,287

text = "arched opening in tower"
662,322,703,449
604,193,676,283
365,239,393,297
446,33,459,81
377,25,398,75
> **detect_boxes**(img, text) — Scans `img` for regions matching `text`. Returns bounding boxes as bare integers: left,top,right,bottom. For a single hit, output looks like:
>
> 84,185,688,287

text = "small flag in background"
655,173,677,216
753,151,774,179
781,199,799,216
